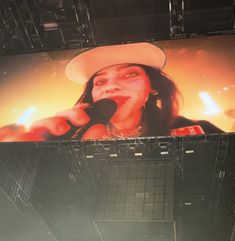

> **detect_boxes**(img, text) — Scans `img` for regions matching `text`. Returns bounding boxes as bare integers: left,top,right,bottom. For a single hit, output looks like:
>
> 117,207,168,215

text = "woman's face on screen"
91,64,152,123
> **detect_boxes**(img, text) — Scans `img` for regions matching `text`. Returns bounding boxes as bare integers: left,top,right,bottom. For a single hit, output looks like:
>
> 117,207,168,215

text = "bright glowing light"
199,92,220,115
223,86,229,91
17,106,37,126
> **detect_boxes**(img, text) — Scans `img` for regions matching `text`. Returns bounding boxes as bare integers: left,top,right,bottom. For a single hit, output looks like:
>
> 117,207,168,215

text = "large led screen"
0,35,234,142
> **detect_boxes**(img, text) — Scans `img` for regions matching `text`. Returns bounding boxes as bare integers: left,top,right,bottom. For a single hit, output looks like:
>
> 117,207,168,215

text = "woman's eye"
124,71,139,78
94,79,106,86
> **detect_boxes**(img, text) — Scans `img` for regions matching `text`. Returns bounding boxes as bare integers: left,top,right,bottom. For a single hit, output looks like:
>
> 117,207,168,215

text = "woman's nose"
105,83,123,93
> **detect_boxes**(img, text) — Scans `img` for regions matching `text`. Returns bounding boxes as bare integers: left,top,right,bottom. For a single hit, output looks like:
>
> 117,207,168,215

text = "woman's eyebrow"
116,64,136,71
94,71,106,77
94,64,136,77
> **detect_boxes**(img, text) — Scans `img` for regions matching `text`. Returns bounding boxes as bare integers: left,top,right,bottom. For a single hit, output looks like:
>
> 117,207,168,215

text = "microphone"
47,99,117,140
72,98,117,139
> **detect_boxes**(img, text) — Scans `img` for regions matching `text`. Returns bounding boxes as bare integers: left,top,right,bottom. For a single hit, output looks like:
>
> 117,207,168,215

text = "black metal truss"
0,0,235,54
0,0,95,54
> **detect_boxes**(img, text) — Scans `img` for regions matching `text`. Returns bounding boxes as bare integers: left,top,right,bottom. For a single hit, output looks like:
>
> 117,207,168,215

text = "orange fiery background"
0,35,235,132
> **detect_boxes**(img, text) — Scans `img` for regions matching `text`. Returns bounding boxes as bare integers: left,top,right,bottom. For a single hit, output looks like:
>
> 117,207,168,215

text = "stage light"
134,152,142,156
109,154,117,157
85,155,94,159
223,86,229,91
218,171,225,178
43,22,59,31
185,150,194,154
16,106,37,126
199,91,220,115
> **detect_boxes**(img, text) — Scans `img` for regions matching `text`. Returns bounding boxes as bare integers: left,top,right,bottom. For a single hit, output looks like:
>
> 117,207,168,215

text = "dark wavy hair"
76,64,181,136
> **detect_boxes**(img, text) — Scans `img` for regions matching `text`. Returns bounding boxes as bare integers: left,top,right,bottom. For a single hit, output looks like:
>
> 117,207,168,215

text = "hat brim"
65,42,166,84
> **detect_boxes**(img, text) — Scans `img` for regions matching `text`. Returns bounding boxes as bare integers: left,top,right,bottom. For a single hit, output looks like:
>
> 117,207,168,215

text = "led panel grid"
0,145,39,210
95,221,175,241
95,161,175,221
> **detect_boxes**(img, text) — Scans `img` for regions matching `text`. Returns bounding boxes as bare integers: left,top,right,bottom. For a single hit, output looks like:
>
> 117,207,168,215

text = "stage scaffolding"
0,143,40,210
0,133,234,241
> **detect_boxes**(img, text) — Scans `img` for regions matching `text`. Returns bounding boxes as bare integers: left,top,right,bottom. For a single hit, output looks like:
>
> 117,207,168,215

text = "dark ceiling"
0,0,234,54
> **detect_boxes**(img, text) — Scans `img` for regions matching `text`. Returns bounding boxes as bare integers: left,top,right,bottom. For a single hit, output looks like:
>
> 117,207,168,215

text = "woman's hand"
0,103,91,142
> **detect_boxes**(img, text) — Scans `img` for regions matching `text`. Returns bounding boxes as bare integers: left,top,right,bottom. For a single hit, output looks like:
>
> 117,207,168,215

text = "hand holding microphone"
36,98,117,140
71,98,117,140
0,99,117,142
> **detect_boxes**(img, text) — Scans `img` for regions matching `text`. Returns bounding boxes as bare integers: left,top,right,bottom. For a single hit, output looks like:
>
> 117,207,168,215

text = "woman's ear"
149,89,162,109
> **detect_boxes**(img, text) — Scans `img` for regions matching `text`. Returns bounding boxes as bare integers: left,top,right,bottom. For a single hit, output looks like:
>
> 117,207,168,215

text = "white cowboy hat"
65,42,166,84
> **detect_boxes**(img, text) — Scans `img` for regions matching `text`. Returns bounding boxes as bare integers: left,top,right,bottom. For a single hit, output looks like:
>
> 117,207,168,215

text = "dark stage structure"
0,134,234,241
0,0,235,240
0,0,235,54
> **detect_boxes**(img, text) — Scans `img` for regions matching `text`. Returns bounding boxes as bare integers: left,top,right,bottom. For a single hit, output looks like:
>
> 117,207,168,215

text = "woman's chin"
110,108,141,126
110,113,128,125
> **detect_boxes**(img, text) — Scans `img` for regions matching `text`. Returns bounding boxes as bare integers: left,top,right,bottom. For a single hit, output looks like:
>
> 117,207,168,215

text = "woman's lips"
108,96,130,107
